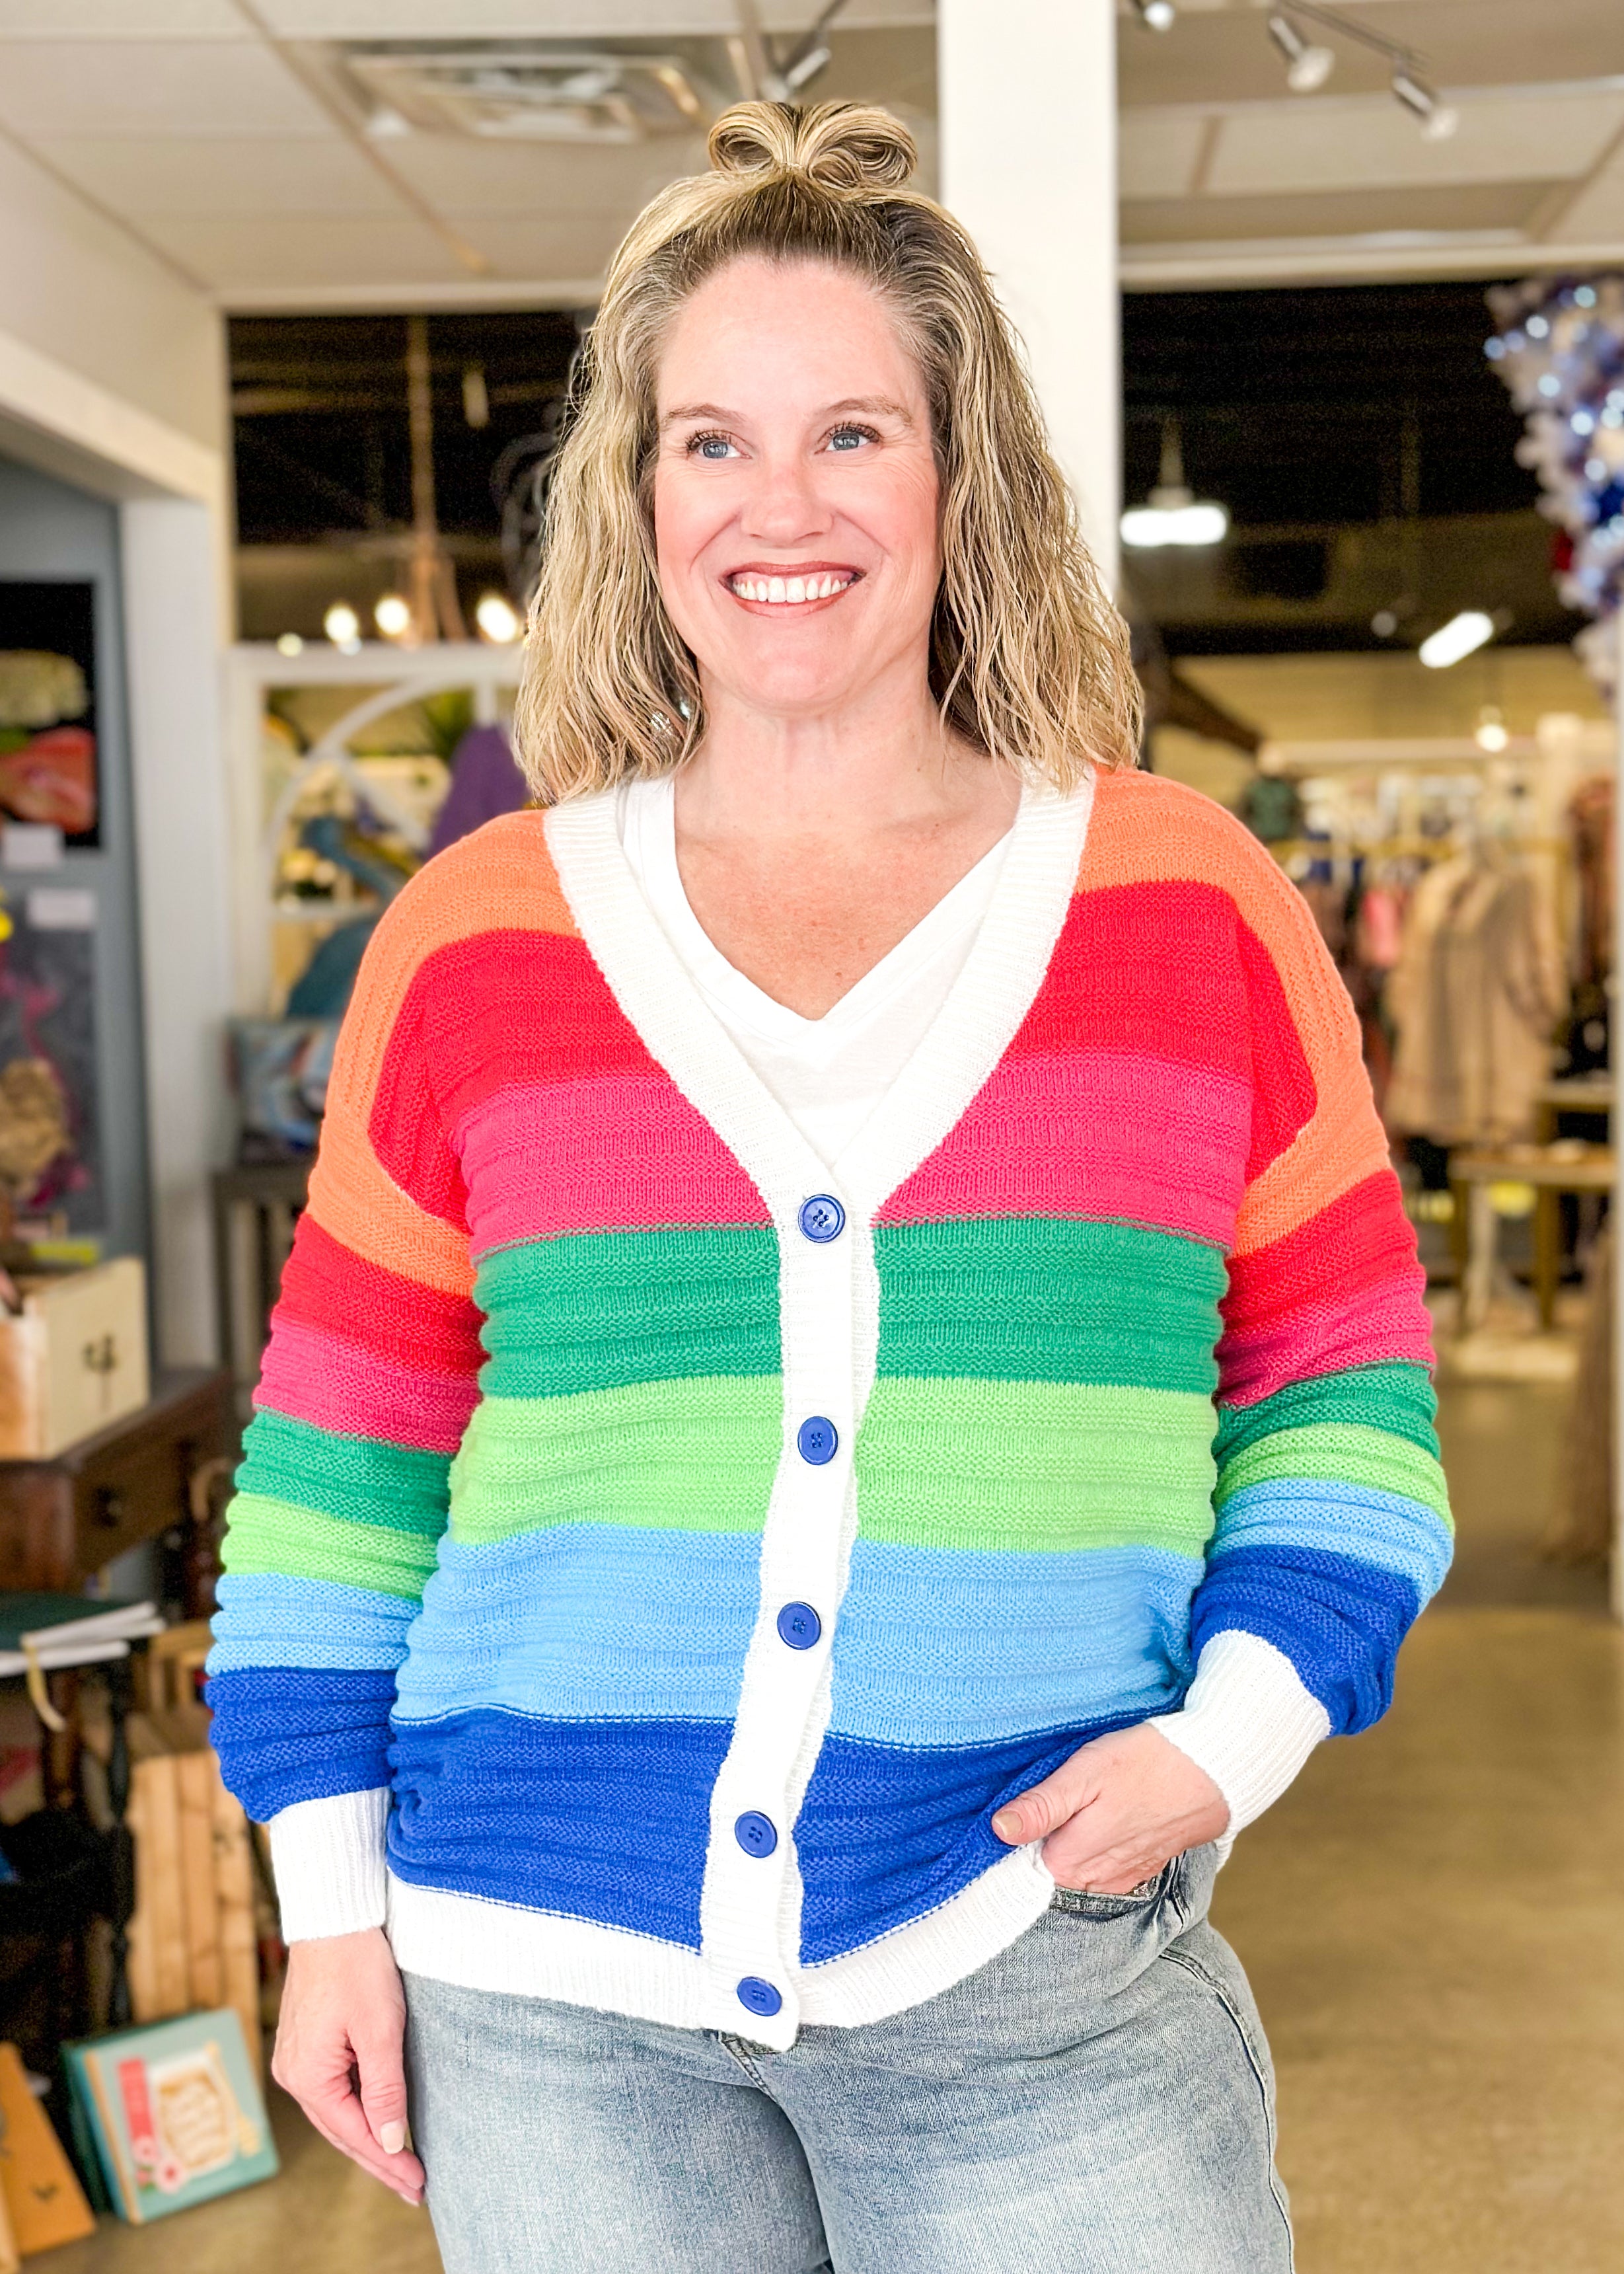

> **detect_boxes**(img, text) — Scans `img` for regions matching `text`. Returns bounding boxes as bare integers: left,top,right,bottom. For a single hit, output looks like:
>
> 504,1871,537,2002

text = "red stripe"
277,1213,485,1373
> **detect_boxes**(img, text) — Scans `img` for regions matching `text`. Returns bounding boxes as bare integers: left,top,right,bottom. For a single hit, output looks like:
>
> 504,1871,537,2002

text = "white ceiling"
0,0,1619,303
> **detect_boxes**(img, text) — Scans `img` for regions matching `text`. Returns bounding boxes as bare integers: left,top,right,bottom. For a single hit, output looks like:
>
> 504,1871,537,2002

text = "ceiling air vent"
341,44,708,143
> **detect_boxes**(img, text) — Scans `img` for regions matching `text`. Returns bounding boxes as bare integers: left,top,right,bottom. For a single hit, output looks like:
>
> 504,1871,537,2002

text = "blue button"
798,1194,845,1243
734,1810,778,1858
797,1416,838,1466
737,1976,783,2019
776,1601,821,1650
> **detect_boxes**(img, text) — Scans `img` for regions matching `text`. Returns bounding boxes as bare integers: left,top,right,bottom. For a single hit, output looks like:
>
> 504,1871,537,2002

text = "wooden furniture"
1449,1143,1615,1332
211,1161,309,1408
0,1258,151,1458
0,1368,236,1618
1535,1074,1613,1144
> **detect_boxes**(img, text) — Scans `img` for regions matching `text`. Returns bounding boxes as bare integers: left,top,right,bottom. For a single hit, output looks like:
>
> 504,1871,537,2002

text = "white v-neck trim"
620,771,1014,1052
544,771,1093,1229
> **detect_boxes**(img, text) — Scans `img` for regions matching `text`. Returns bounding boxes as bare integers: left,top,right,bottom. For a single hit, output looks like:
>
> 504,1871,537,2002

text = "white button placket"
698,1184,865,2045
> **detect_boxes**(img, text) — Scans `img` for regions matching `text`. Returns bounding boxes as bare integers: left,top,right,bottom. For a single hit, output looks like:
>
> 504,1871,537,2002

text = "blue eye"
690,432,736,460
829,426,867,451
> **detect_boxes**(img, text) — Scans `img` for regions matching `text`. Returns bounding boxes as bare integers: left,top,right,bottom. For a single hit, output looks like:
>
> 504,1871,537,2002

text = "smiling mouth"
727,570,858,605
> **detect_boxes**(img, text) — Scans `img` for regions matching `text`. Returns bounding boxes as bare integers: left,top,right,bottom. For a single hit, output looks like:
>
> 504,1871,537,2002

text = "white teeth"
731,572,852,603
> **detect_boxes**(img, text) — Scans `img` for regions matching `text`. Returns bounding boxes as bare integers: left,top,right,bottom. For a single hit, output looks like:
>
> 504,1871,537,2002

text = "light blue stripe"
1210,1478,1454,1604
206,1571,416,1675
827,1541,1204,1747
392,1524,759,1725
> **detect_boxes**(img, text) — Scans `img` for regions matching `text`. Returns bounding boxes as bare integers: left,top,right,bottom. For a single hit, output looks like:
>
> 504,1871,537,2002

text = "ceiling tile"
383,133,707,217
0,1,248,32
455,213,646,282
256,1,929,32
1206,89,1624,198
32,134,399,216
1119,112,1208,201
0,38,333,135
1543,143,1624,242
134,211,465,287
1121,180,1546,247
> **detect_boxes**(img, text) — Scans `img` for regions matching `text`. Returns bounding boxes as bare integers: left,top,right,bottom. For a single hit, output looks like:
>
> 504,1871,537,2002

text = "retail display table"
1449,1142,1614,1333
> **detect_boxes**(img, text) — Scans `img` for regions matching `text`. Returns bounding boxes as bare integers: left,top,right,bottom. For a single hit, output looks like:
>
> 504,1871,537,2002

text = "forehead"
656,256,922,411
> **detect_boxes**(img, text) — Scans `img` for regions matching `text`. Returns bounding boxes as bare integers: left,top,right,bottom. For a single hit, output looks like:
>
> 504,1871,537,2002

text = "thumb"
992,1755,1101,1847
354,2028,410,2157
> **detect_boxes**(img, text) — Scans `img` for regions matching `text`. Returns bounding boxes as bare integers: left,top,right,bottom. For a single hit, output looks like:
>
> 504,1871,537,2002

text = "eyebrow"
659,395,917,430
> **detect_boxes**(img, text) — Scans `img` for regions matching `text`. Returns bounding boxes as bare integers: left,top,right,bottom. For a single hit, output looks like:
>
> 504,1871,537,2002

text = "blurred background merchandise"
0,3,1623,2269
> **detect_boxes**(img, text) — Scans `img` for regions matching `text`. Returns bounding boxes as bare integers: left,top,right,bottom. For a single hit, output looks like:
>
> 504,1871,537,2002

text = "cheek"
872,460,943,593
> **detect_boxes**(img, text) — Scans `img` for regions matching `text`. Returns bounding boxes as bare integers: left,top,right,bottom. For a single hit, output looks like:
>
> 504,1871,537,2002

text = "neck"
677,660,992,843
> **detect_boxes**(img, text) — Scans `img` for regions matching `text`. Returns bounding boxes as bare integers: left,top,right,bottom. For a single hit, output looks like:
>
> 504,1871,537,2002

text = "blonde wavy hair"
515,100,1141,800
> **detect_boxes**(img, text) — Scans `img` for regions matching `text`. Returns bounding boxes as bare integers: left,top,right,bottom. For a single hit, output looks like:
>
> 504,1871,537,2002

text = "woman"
209,102,1452,2271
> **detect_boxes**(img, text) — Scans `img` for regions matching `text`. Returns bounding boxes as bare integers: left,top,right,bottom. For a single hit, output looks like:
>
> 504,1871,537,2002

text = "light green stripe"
1214,1423,1452,1529
449,1375,782,1546
221,1492,440,1601
854,1377,1218,1556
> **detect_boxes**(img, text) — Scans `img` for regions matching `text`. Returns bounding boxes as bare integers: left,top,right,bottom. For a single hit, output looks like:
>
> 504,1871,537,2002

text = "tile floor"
38,1377,1623,2272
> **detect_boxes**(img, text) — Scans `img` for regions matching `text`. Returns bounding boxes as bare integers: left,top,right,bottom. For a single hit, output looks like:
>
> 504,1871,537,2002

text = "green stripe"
1215,1363,1439,1468
476,1227,780,1399
221,1492,441,1600
1214,1423,1452,1528
237,1408,451,1536
854,1377,1217,1555
874,1217,1224,1393
449,1375,782,1546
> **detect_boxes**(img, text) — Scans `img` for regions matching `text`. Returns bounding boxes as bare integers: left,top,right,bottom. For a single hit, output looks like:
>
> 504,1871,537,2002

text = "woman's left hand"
990,1724,1231,1894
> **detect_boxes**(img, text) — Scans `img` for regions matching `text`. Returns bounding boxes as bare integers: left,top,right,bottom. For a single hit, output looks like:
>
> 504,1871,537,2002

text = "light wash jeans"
402,1844,1292,2273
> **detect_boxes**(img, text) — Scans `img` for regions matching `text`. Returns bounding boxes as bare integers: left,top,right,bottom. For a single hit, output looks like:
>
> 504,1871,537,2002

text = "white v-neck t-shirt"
618,774,1013,1169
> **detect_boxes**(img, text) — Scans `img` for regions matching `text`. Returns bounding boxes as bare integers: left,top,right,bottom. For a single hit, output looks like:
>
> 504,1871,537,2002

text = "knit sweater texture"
208,768,1452,2048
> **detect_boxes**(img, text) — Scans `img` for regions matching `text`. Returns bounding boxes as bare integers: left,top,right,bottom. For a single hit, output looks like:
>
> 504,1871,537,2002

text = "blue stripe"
206,1667,398,1821
797,1716,1140,1965
828,1541,1201,1745
392,1525,760,1724
1210,1479,1453,1605
387,1711,731,1950
207,1572,416,1675
1191,1544,1421,1735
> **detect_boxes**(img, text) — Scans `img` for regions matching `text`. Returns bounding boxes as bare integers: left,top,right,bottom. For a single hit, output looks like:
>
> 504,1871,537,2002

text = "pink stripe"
455,1074,768,1254
881,1049,1249,1245
1217,1276,1434,1407
256,1315,479,1454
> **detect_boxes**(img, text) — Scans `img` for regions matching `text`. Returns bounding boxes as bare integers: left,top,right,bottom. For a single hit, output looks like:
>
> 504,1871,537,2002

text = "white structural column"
122,496,237,1367
937,0,1122,586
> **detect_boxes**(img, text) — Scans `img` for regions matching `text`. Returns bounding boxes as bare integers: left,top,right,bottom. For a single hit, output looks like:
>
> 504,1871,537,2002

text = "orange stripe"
1080,770,1390,1255
306,1099,475,1300
329,810,573,1131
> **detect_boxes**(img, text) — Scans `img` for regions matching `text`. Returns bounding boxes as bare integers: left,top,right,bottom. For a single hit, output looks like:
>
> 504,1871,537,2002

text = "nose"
740,450,832,549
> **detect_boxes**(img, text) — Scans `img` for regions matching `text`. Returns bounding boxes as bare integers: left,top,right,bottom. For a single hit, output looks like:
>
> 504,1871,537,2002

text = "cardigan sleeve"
1185,856,1454,1749
206,886,485,1931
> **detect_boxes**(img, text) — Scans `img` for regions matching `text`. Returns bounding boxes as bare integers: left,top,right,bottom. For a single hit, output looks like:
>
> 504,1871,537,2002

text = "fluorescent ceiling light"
1418,610,1494,668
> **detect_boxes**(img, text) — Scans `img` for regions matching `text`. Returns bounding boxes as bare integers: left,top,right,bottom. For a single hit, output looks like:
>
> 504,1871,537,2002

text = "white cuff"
268,1789,390,1941
1149,1630,1331,1846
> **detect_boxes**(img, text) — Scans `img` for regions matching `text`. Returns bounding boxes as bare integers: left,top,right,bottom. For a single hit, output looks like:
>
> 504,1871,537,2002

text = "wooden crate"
0,1259,150,1459
125,1749,260,2077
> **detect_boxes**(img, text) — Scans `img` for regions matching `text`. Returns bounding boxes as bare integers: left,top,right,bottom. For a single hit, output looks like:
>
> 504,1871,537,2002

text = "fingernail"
992,1808,1021,1842
379,2121,406,2154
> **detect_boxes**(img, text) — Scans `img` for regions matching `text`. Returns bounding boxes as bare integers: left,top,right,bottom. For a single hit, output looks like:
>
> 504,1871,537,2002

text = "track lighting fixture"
1266,14,1335,93
1129,0,1177,31
1391,68,1458,139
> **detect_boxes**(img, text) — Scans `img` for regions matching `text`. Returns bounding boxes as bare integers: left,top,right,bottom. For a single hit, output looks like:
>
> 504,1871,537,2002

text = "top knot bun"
707,101,917,195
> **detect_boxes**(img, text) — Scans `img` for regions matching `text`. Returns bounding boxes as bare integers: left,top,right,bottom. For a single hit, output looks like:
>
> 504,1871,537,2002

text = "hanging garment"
1384,853,1566,1146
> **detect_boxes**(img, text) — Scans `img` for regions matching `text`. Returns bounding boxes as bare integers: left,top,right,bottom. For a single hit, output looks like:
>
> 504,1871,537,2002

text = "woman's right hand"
272,1926,426,2205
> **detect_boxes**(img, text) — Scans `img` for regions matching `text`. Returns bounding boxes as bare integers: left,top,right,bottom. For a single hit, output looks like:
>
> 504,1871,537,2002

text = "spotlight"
1267,14,1335,93
1391,69,1458,138
476,591,522,644
275,632,304,657
1122,420,1229,549
322,602,361,650
374,593,412,639
1418,610,1494,669
1130,0,1176,30
1475,706,1509,754
1371,608,1399,638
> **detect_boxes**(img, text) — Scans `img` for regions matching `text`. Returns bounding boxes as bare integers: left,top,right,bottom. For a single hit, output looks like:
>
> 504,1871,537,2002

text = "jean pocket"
1049,1855,1179,1920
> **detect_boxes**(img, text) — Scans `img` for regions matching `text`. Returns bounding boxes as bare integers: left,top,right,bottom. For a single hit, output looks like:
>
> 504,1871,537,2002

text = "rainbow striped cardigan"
209,767,1452,2047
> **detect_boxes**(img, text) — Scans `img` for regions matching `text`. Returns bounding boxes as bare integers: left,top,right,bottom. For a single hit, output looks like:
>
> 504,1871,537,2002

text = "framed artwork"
0,582,99,847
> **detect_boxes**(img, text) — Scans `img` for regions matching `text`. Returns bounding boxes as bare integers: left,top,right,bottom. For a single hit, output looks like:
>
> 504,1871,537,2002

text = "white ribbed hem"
1148,1630,1330,1854
386,1842,1056,2053
269,1789,390,1940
